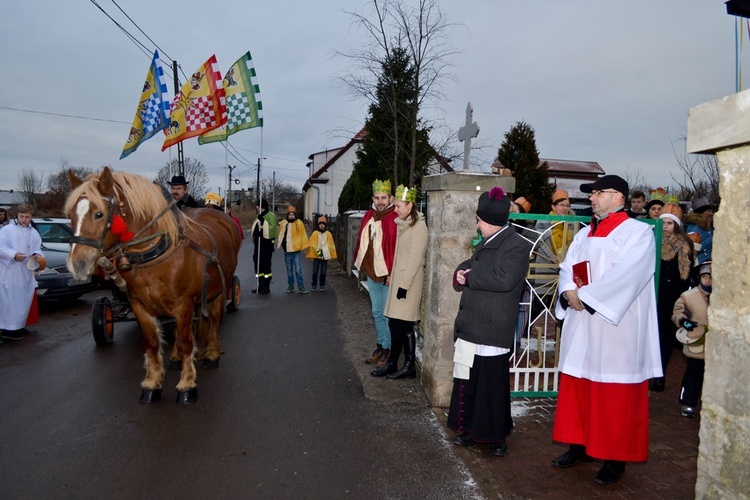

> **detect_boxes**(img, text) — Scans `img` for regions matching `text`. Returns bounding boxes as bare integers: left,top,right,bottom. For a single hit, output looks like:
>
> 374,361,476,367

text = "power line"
0,106,130,125
89,0,151,58
109,0,175,64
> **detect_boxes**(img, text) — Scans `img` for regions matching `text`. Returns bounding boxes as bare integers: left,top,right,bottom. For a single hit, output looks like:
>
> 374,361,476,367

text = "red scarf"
589,211,629,237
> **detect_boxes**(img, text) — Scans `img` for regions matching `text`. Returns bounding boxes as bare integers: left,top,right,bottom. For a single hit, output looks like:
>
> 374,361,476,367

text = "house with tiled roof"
542,158,604,203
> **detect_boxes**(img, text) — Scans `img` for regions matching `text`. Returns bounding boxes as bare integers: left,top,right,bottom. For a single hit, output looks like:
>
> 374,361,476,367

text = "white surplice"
0,222,43,330
555,218,662,383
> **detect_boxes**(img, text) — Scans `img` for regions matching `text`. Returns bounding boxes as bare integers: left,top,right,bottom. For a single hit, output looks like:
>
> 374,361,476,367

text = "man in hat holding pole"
550,174,661,485
168,175,200,212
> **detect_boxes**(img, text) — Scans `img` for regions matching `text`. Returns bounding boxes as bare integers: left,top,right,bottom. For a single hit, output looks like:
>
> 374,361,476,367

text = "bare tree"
154,158,209,200
248,177,301,211
670,138,720,205
337,0,459,182
39,158,95,215
622,166,649,194
17,168,44,207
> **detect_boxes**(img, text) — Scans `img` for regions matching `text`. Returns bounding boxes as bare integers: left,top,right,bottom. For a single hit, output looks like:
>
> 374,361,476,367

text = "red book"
573,260,591,288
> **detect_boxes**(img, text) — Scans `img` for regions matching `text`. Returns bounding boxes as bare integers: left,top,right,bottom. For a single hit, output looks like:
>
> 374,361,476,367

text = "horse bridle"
70,194,177,260
69,195,118,251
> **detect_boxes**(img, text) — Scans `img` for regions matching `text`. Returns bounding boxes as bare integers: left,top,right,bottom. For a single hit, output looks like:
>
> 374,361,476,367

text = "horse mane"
65,170,180,244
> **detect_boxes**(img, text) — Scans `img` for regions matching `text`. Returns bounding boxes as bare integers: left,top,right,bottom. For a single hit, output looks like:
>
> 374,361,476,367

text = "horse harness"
71,193,228,317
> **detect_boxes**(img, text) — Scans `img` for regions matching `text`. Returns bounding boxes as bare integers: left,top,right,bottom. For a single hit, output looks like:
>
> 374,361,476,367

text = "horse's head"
65,167,120,279
64,167,181,280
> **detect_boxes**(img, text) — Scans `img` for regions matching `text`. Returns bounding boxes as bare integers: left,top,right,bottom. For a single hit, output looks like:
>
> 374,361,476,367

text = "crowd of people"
1,171,716,488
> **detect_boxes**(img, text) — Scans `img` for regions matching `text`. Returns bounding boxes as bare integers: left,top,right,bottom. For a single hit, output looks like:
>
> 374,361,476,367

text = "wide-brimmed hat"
168,175,189,186
580,175,629,198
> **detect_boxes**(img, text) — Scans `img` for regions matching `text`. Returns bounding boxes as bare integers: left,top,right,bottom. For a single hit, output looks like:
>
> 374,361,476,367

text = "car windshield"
36,222,73,244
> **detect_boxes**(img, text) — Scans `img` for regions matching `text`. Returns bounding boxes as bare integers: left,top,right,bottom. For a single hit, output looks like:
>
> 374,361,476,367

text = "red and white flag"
162,55,227,150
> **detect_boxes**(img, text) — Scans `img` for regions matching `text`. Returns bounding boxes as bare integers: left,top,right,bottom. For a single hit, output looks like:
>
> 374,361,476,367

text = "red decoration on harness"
111,215,135,243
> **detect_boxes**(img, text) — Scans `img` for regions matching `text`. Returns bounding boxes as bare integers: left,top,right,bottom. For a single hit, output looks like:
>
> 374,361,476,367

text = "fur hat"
514,197,531,213
659,203,683,226
551,189,569,205
691,196,711,214
257,198,269,210
287,205,297,214
476,187,511,227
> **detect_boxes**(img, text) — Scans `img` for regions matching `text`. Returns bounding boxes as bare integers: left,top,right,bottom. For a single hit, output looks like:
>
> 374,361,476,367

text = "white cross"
457,102,480,170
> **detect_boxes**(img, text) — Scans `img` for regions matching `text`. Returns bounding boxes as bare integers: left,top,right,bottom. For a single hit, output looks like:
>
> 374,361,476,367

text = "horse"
65,167,242,404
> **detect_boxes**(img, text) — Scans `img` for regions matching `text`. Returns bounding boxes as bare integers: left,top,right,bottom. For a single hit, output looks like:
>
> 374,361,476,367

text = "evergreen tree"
496,121,554,214
339,47,432,212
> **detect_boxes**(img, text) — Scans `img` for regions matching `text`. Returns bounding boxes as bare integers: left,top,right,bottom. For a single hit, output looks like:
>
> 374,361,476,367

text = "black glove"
680,318,695,331
396,287,407,300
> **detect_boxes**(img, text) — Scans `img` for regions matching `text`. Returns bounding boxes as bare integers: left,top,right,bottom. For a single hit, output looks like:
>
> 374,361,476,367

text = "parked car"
33,218,99,302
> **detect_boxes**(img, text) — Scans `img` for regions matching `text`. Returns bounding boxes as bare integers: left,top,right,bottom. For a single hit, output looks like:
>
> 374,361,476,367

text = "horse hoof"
176,388,198,404
139,389,162,403
168,359,182,370
202,358,220,369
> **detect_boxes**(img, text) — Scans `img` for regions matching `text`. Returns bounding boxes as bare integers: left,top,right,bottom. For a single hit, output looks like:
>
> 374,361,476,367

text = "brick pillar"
420,171,515,407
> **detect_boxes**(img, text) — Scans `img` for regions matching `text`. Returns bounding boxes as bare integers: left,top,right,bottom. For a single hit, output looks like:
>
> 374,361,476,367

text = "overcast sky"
0,1,743,197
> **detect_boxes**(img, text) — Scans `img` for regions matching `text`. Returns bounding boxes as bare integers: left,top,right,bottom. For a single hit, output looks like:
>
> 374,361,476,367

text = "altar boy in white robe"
551,175,662,485
0,204,44,341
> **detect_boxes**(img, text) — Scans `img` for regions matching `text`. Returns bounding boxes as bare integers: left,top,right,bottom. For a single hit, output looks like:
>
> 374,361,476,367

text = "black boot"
259,277,271,294
388,330,416,379
371,330,402,377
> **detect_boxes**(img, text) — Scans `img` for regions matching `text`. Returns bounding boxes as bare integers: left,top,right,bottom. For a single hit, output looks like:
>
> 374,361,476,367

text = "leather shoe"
650,377,665,392
594,461,625,485
551,446,590,468
453,432,474,447
490,442,508,457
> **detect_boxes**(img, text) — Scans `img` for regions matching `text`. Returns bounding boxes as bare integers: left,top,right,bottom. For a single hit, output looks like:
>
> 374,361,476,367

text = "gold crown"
395,184,417,203
372,179,392,195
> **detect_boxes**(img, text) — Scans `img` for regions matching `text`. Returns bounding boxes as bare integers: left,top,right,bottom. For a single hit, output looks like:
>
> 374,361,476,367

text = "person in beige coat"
671,261,711,418
371,185,428,380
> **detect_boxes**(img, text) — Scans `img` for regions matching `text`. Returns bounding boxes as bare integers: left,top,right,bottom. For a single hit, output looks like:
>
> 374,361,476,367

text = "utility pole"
256,158,262,208
272,171,276,214
227,165,237,209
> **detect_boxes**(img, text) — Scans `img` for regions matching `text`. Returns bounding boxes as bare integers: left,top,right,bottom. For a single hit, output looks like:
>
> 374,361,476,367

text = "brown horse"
65,167,241,404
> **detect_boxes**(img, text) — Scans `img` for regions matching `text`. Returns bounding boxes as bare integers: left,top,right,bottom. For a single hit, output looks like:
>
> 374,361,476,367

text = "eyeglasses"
589,190,620,197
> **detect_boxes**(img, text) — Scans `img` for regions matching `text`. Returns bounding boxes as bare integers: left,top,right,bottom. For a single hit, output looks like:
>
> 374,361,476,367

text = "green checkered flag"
199,51,263,144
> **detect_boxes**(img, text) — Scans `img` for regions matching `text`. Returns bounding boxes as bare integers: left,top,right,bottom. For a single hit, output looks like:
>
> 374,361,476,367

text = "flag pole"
172,60,185,176
256,146,263,293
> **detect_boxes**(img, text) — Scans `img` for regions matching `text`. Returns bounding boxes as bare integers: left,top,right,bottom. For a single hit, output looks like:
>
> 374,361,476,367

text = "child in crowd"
306,216,337,292
672,262,711,418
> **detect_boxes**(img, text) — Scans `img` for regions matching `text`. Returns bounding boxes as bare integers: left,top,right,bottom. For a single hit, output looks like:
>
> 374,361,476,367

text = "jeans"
366,277,391,349
312,259,328,287
284,251,304,286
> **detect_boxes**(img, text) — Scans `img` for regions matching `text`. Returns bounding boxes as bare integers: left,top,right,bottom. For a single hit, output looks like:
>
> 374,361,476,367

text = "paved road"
0,242,481,499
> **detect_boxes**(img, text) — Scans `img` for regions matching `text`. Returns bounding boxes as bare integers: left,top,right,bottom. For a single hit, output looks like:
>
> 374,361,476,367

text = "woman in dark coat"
651,203,694,391
447,187,530,457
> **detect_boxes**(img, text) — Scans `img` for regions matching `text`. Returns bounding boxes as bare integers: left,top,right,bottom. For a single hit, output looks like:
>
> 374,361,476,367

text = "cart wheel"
92,296,115,346
227,275,241,312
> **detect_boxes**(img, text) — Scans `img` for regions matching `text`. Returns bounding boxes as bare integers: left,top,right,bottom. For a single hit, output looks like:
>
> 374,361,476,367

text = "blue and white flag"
121,50,170,159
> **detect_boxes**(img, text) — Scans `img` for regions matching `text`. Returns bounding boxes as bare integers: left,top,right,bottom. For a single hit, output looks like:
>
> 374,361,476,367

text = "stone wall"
687,91,750,499
420,171,515,407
